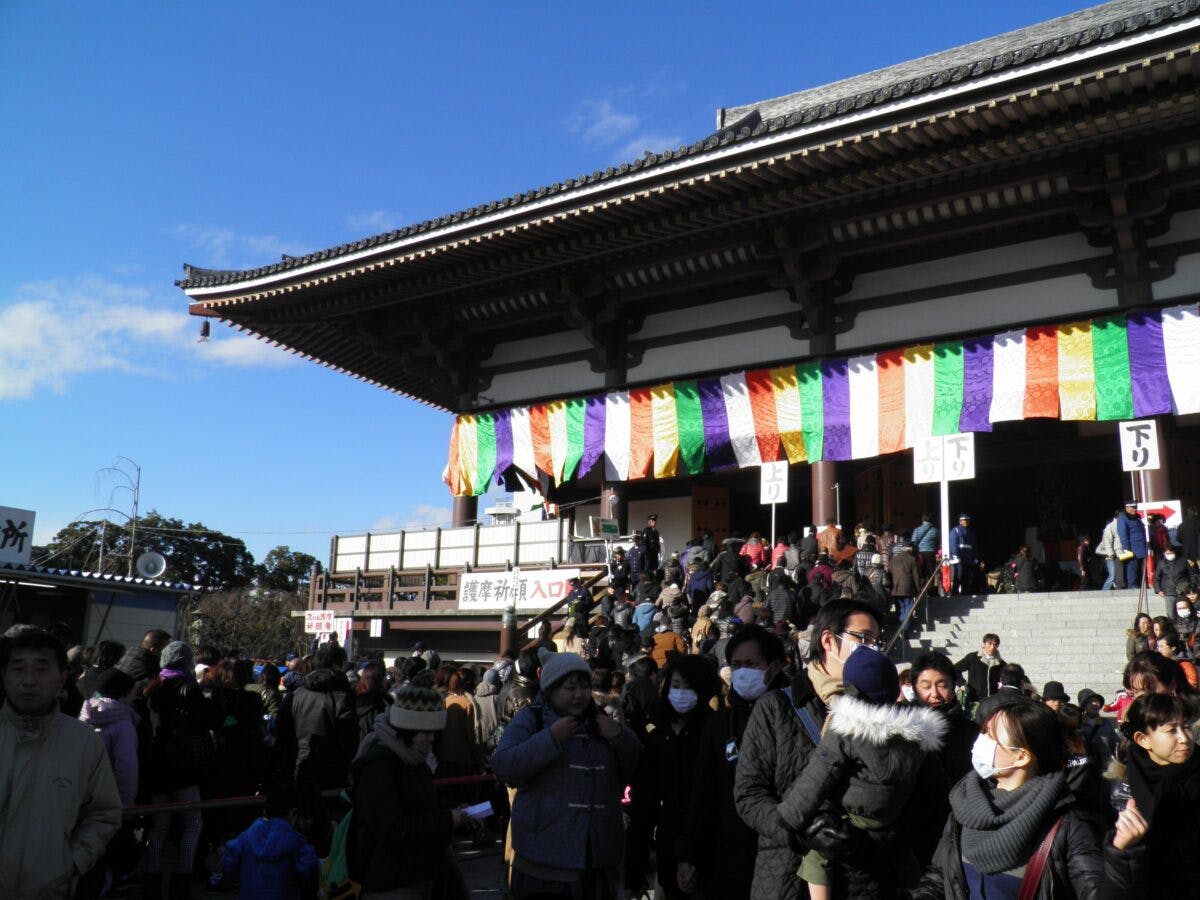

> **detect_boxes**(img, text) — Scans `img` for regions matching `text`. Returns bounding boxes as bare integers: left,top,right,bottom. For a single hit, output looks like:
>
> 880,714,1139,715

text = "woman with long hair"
911,700,1144,899
626,655,719,899
1126,613,1155,661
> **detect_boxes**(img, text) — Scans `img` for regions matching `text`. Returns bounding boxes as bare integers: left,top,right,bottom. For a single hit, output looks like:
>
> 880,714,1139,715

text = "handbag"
1118,550,1135,562
1016,815,1064,900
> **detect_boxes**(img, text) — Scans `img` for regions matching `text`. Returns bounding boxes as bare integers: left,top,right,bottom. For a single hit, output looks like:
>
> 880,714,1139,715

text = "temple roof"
178,0,1199,293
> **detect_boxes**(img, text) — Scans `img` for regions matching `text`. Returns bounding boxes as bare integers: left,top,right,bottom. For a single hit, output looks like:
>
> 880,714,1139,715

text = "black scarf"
1125,742,1200,823
951,770,1068,874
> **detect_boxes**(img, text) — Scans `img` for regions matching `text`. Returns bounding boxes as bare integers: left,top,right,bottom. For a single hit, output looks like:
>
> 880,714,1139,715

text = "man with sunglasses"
733,599,881,900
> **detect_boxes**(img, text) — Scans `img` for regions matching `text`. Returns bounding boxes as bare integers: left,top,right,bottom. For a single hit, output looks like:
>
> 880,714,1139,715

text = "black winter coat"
777,695,949,895
278,667,357,788
144,675,220,791
675,694,762,900
1154,554,1192,598
349,740,454,891
932,702,979,786
910,794,1142,900
627,698,711,896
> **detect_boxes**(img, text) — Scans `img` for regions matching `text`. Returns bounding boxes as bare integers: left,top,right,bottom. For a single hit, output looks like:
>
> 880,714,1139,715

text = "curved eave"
180,11,1200,309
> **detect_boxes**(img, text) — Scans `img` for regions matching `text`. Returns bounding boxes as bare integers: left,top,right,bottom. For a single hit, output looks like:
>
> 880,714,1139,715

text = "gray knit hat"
159,641,193,672
538,649,590,692
387,686,447,731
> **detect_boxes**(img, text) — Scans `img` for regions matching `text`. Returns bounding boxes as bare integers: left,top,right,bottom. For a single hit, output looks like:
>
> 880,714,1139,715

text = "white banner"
304,610,335,634
0,506,35,566
459,567,581,611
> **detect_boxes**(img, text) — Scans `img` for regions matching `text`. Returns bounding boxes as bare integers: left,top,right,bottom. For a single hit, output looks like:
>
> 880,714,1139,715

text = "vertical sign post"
914,434,976,573
1119,419,1161,506
760,461,789,550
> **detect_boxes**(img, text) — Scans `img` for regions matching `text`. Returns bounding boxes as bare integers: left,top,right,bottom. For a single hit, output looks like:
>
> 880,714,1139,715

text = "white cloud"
346,210,403,234
567,99,640,145
369,504,453,532
0,275,296,400
170,224,307,268
405,505,452,529
615,133,684,161
200,332,297,368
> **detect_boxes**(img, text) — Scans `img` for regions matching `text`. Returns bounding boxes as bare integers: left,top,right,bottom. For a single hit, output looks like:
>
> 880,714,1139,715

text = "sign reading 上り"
0,506,35,567
760,461,789,505
304,610,336,634
459,568,582,612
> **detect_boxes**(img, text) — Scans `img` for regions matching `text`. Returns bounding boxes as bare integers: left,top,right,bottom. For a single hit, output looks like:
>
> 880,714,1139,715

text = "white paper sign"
369,618,383,638
913,437,944,484
943,433,976,481
1119,419,1161,471
459,568,581,611
304,610,335,634
0,506,35,566
333,617,353,657
760,461,789,505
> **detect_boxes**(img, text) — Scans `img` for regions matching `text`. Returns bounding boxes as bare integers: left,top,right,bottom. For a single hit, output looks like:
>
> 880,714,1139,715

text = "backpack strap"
1017,815,1064,900
780,686,823,745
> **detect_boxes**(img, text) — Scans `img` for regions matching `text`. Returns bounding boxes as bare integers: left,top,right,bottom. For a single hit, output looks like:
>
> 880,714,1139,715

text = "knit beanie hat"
538,649,591,692
387,686,447,731
842,647,899,704
159,641,193,673
95,667,135,700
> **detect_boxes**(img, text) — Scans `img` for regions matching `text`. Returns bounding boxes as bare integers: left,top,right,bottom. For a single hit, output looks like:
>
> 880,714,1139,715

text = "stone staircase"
900,589,1149,702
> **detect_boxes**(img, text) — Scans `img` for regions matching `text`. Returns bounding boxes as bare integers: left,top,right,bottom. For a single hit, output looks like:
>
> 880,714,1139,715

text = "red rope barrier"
122,773,497,816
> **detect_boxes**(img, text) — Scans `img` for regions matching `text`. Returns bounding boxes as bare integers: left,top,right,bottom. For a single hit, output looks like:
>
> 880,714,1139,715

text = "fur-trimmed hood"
828,694,947,752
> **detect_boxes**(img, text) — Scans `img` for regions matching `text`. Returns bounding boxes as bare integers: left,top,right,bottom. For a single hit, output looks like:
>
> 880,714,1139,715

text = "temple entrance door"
691,485,730,545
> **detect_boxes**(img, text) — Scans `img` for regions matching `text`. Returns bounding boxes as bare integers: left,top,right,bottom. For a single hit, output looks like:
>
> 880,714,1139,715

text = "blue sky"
0,0,1088,566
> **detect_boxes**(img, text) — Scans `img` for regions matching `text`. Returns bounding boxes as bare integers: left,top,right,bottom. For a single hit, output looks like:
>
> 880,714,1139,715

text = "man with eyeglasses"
733,599,881,900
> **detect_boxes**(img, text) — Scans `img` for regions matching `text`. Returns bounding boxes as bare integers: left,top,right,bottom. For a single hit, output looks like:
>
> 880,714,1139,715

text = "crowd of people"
4,504,1200,899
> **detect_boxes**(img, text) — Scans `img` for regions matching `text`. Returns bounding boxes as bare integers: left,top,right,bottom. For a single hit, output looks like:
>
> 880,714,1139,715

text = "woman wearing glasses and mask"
911,700,1146,900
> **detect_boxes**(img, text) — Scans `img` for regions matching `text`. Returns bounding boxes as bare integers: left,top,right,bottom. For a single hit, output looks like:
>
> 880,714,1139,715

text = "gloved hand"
803,813,860,860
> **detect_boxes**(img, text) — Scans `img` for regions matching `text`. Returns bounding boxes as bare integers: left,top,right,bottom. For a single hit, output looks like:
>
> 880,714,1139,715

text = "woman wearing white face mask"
911,701,1147,900
1171,596,1198,655
676,629,788,900
626,655,719,899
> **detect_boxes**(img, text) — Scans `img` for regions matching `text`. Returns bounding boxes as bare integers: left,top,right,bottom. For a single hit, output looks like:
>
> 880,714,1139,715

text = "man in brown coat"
890,541,922,630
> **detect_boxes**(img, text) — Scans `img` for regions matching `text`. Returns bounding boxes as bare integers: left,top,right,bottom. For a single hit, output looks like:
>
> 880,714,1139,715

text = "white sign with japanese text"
459,568,581,612
0,506,35,566
1119,420,1161,471
913,435,975,483
304,610,336,634
760,461,789,505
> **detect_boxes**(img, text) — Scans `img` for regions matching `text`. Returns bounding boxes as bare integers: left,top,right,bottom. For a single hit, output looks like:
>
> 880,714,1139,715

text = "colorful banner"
444,304,1200,495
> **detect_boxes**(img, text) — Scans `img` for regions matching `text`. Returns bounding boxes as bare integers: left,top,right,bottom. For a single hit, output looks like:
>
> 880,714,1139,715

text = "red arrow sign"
1142,505,1176,520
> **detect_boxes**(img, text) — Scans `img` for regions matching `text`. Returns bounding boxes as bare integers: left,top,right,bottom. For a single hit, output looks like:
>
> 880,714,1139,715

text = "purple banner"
699,377,736,471
821,358,851,461
578,394,607,477
492,410,513,486
959,336,995,432
1127,310,1173,416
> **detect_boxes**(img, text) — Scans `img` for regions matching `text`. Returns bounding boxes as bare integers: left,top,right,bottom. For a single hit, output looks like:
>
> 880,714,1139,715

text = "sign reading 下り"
1119,420,1161,472
0,506,35,567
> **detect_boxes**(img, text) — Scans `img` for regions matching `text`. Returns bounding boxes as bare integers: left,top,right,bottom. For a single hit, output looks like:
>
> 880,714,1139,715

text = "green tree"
35,510,256,590
184,587,306,659
257,545,321,593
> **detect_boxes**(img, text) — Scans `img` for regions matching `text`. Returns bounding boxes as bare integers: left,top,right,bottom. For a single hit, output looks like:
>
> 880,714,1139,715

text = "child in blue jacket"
222,783,318,900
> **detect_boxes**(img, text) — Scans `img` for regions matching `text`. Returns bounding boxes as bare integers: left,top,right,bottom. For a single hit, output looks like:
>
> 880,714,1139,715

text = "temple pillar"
812,461,838,527
452,495,478,528
601,482,628,535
